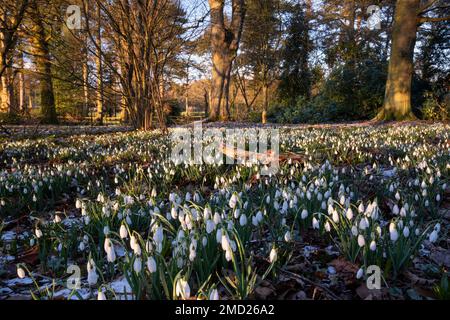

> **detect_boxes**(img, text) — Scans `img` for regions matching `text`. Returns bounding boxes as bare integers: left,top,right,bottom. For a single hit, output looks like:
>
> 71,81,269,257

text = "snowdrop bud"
216,228,222,244
229,194,238,209
301,209,308,220
429,230,438,243
403,226,410,238
54,215,61,223
35,228,43,239
213,212,221,224
332,210,339,223
75,199,82,209
97,291,106,300
119,224,128,239
325,221,331,232
209,289,219,300
17,266,26,279
312,217,320,229
284,231,291,242
369,240,376,251
147,256,157,273
176,279,191,300
239,214,247,226
346,208,353,220
356,268,364,279
133,257,142,273
392,205,399,215
78,242,85,251
206,220,215,234
269,247,278,263
357,234,365,247
358,203,365,213
390,228,399,242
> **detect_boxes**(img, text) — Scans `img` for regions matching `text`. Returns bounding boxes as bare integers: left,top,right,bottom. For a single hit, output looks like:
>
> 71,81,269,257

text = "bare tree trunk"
376,0,420,121
208,0,245,121
262,82,268,124
95,3,104,124
18,50,25,113
30,1,57,124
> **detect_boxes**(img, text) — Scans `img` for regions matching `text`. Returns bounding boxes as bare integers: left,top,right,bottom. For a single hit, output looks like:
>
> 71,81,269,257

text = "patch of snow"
109,276,133,300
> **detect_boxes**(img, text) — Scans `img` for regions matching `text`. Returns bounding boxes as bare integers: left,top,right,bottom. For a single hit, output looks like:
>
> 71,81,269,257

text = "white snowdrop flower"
221,234,231,252
358,218,367,230
153,226,164,244
339,195,345,205
104,238,116,263
209,289,219,300
225,249,233,261
356,268,364,279
17,266,26,279
213,212,221,224
75,199,82,209
239,214,247,226
171,207,178,220
53,214,61,223
436,194,441,202
395,192,400,201
332,210,339,223
390,229,399,242
133,257,142,273
301,209,308,220
229,194,238,209
358,203,365,213
32,194,37,202
425,200,429,207
403,226,410,238
119,224,128,239
351,225,358,236
87,260,98,285
147,256,157,273
312,217,320,230
369,240,376,251
203,207,211,220
97,291,106,300
78,242,85,251
284,231,292,242
256,211,263,223
325,221,331,232
206,220,215,234
346,208,353,220
252,215,258,226
357,234,365,247
434,223,441,233
103,226,110,236
176,279,191,300
400,207,407,217
234,209,240,219
392,205,399,215
35,228,43,239
216,228,222,244
269,247,278,263
429,230,438,243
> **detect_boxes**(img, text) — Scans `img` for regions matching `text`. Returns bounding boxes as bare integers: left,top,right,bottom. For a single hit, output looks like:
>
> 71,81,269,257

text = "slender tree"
208,0,245,121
